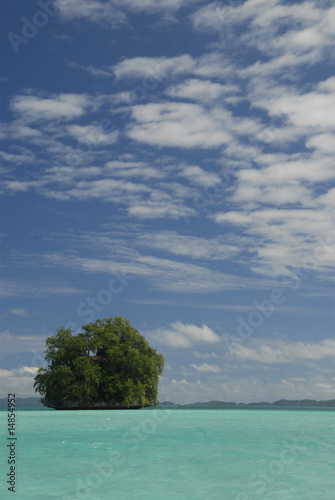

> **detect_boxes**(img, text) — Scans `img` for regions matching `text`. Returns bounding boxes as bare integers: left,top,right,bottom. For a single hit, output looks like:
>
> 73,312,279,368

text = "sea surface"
1,406,334,499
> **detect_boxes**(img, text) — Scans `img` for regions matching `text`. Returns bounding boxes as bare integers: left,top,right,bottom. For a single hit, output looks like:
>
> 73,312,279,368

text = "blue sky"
1,0,335,404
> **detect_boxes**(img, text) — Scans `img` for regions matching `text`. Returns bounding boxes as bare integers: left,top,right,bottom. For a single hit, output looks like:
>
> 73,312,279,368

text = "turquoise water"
1,408,334,499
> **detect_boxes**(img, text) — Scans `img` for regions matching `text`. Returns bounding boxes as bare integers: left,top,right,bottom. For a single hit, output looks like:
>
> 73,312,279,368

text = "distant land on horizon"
157,399,335,407
1,397,335,408
0,397,45,407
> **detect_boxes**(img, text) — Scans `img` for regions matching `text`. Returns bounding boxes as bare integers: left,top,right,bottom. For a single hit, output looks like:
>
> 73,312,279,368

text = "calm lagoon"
1,407,334,499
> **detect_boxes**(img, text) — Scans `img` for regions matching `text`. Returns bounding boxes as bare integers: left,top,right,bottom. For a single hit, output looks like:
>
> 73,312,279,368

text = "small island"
34,317,164,410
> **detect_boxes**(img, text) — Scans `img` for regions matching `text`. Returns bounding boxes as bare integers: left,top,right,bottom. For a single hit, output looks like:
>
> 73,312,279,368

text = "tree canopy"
34,317,164,409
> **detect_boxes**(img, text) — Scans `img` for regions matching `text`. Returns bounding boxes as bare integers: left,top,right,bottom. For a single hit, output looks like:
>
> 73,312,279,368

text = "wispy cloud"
57,0,127,27
136,231,239,260
33,250,260,292
67,61,113,78
0,331,48,357
57,0,204,28
0,280,86,298
190,362,221,372
192,351,218,359
230,339,335,364
8,308,29,317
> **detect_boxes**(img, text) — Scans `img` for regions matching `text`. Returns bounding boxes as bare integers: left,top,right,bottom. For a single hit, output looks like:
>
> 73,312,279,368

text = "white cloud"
166,79,236,103
105,160,164,179
67,125,119,144
0,150,35,165
178,164,221,187
190,363,221,372
214,208,335,277
123,0,203,13
230,339,335,364
192,1,335,75
238,155,335,187
208,77,335,281
255,78,335,133
159,366,335,404
57,0,127,27
158,371,335,404
67,61,113,78
0,366,41,398
319,187,335,211
139,254,273,292
0,122,43,140
148,321,221,348
8,308,28,317
307,133,335,154
12,227,278,295
64,178,151,201
127,102,231,148
127,198,196,219
4,180,40,193
10,94,93,122
2,162,201,218
136,231,239,260
171,378,190,385
112,52,235,83
113,54,196,80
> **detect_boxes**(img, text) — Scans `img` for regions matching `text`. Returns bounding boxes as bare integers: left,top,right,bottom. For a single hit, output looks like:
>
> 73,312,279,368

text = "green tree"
34,317,164,409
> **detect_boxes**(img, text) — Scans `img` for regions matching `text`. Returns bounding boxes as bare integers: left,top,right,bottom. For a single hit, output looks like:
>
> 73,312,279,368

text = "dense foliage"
34,317,164,409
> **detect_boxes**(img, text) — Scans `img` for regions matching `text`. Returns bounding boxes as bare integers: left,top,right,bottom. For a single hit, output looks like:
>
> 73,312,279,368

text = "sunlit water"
1,407,334,499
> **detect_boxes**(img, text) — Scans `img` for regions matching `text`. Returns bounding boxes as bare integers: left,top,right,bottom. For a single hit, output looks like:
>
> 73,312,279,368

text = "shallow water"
1,408,334,499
